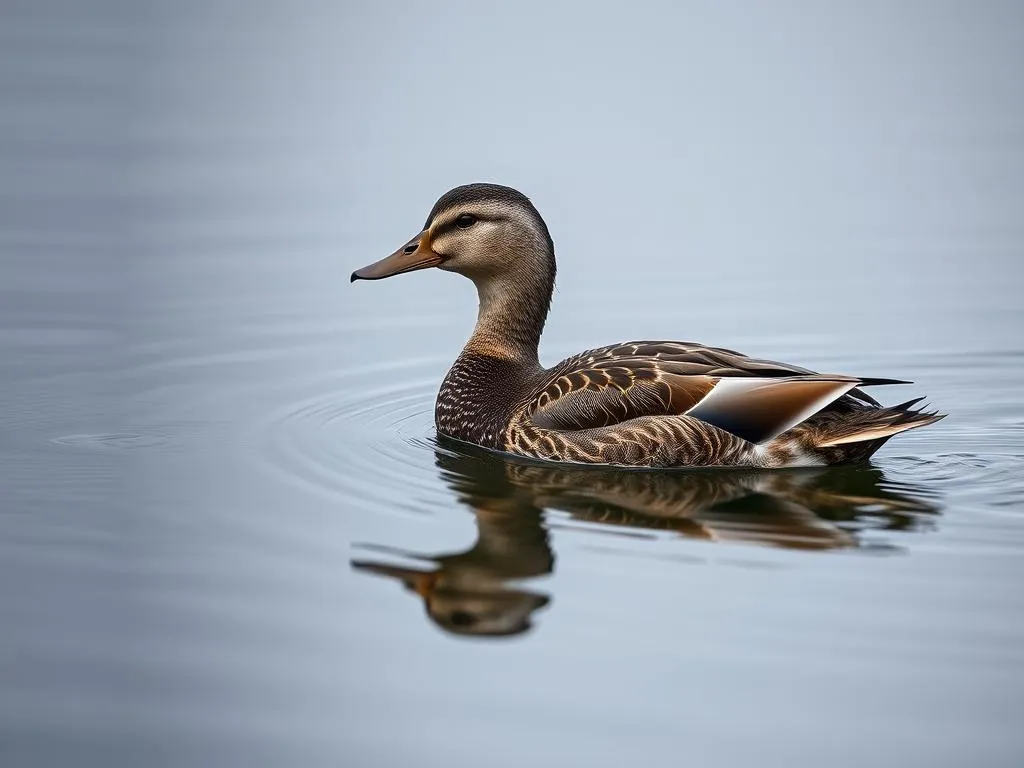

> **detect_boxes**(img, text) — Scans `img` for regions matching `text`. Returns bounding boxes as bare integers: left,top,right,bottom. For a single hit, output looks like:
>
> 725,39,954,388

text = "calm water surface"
2,3,1024,767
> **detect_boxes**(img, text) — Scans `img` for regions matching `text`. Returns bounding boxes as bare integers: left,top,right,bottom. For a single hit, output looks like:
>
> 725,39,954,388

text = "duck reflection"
352,437,940,638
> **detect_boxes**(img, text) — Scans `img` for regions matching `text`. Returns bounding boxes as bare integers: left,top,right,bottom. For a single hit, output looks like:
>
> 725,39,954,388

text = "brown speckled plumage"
354,183,944,468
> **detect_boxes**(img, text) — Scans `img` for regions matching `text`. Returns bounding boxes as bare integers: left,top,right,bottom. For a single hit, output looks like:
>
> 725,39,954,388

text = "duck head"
350,183,555,285
352,183,558,360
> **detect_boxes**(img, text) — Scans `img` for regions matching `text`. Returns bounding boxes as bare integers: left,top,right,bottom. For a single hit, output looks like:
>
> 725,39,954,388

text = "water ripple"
50,432,171,451
251,357,444,513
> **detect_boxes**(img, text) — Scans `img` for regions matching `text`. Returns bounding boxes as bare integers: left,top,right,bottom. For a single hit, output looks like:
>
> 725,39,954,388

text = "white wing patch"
685,376,859,444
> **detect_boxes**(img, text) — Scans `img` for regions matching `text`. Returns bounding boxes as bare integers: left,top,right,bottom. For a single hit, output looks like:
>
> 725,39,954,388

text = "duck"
351,183,944,468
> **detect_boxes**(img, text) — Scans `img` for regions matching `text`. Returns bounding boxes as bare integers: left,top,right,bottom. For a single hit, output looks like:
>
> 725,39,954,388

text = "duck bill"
350,231,443,282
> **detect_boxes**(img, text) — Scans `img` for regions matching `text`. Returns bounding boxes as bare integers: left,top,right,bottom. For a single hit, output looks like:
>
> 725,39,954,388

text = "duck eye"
455,214,477,229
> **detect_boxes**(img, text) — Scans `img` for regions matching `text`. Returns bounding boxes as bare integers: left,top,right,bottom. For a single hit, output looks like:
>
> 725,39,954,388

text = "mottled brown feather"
490,340,928,466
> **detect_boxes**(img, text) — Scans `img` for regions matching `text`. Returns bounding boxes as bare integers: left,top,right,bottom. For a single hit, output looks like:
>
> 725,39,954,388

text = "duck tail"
810,397,945,462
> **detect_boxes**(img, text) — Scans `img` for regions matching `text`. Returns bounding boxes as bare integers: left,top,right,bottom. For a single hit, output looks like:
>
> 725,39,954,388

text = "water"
2,3,1024,766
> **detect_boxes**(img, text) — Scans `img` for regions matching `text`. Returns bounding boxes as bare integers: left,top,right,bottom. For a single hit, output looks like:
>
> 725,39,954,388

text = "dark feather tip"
859,377,913,386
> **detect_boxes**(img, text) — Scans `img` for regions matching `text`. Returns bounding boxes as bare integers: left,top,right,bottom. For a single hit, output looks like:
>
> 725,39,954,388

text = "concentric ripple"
252,354,450,514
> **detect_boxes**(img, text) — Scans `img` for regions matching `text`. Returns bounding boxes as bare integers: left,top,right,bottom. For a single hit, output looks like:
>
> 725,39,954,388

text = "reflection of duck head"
352,448,553,638
353,437,941,637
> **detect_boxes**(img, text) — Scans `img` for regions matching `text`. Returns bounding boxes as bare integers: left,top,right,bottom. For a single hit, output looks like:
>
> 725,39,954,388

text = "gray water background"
2,2,1024,766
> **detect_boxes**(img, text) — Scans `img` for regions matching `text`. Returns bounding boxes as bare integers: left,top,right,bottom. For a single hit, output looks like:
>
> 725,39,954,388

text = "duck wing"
528,341,908,445
554,341,892,399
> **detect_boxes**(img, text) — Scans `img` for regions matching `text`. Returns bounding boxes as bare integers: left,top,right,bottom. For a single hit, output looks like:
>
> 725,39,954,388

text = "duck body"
436,341,938,468
353,183,943,468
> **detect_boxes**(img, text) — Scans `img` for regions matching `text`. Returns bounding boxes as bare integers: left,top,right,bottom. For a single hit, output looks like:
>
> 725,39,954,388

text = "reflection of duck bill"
352,560,551,638
351,561,438,597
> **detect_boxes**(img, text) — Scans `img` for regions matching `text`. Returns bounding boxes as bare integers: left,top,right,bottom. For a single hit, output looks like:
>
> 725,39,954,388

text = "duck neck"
436,262,554,447
461,266,553,371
